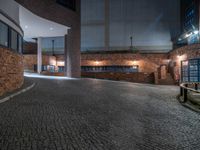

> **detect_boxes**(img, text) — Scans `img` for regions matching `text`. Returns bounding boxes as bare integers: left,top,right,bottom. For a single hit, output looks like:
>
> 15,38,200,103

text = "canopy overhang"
19,5,70,39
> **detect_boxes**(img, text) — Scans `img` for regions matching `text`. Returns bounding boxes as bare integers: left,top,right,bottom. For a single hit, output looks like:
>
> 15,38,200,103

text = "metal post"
52,40,55,56
195,83,198,90
183,84,188,102
130,36,133,50
180,87,183,96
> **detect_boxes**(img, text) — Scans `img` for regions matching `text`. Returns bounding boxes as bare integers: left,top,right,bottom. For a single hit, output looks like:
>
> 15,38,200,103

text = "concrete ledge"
0,83,35,104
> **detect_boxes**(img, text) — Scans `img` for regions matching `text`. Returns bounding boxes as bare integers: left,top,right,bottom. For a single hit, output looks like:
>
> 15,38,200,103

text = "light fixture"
25,25,28,29
185,33,192,38
132,61,136,65
50,27,54,31
95,61,100,65
194,30,199,35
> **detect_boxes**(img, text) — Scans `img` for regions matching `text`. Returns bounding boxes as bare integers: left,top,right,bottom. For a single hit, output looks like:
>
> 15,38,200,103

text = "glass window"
18,34,23,53
11,29,18,51
0,21,8,47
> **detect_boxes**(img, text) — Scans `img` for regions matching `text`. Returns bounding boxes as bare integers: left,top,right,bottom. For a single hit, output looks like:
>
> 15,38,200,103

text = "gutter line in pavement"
0,83,35,104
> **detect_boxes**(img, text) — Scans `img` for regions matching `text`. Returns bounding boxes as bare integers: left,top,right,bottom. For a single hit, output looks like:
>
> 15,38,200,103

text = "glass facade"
179,0,199,45
184,2,196,31
0,21,23,53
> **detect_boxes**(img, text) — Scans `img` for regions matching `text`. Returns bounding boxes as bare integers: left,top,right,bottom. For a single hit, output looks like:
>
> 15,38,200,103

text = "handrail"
180,83,200,102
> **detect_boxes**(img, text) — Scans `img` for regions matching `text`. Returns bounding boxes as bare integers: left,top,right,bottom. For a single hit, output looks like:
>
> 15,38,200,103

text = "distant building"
174,0,200,47
81,0,180,53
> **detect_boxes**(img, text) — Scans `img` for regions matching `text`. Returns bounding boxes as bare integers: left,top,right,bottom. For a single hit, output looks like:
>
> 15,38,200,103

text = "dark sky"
81,0,180,52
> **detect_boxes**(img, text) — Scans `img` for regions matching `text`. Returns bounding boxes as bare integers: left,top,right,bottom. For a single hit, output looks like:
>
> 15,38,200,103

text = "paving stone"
0,78,199,150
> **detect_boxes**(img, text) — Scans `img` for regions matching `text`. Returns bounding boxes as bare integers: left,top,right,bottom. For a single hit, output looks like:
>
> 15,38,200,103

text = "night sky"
81,0,180,52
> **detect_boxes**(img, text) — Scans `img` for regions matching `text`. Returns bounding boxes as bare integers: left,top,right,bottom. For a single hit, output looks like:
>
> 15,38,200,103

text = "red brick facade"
168,44,200,81
22,44,200,84
23,52,168,84
0,47,24,96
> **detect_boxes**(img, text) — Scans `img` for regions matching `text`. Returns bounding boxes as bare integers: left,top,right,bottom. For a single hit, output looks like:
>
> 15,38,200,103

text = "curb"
0,83,36,104
177,95,200,113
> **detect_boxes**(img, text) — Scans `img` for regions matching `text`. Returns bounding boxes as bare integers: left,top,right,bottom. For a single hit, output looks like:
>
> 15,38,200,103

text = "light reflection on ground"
24,72,77,80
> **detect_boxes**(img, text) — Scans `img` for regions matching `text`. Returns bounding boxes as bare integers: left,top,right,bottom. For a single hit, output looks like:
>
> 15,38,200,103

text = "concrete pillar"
64,27,80,78
37,37,42,74
104,0,110,51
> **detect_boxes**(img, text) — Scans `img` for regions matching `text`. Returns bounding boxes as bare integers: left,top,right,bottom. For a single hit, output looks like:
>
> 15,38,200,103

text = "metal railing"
180,83,200,102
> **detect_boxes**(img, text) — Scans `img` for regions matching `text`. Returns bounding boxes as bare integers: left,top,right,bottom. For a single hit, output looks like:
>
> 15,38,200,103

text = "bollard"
183,84,188,102
195,83,198,90
180,87,183,96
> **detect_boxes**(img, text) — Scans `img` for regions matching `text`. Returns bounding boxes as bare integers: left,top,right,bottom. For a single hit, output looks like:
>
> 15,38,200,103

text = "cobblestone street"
0,77,200,150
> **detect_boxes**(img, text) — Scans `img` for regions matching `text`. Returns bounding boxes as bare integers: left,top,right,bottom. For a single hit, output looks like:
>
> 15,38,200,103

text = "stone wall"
23,42,37,54
0,47,24,96
24,52,168,73
23,52,168,83
82,72,155,84
81,52,168,73
168,44,200,81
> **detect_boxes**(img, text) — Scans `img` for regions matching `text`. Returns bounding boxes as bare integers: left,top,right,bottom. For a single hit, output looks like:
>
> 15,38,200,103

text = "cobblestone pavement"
0,77,200,150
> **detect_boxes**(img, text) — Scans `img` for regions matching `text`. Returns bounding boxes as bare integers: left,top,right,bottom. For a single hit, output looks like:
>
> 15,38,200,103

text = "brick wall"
168,44,200,81
23,55,56,72
0,47,24,96
81,52,168,84
82,72,155,84
23,42,37,54
81,52,168,73
24,52,168,73
23,52,168,83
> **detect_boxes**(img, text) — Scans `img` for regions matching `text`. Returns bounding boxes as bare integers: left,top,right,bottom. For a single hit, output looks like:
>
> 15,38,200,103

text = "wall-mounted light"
95,61,100,65
57,61,65,66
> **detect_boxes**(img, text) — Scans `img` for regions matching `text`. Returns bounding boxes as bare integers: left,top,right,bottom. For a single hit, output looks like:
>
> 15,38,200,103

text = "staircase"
158,73,175,85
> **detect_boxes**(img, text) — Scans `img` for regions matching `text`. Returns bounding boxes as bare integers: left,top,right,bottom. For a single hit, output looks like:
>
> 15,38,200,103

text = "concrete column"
37,37,42,74
64,27,81,78
104,0,110,51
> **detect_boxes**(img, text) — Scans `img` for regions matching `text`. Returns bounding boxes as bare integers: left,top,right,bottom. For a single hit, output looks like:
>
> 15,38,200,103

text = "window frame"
0,20,9,48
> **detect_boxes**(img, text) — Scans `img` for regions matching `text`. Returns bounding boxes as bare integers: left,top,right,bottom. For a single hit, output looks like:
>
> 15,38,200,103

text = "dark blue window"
0,21,8,47
81,66,139,73
181,59,200,83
